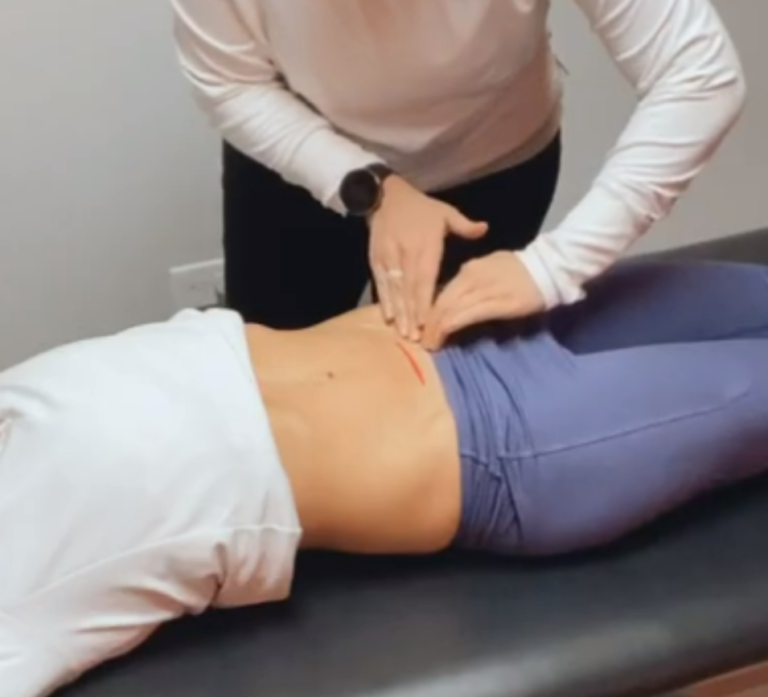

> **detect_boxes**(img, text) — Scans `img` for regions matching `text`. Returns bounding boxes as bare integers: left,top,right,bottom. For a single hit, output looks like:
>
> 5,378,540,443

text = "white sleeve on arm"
518,0,747,308
170,0,382,211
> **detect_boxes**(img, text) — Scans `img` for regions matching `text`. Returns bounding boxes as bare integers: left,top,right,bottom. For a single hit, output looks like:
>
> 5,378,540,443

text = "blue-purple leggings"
433,260,768,555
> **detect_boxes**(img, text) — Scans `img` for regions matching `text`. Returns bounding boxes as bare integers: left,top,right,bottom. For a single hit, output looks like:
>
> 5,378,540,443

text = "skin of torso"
245,305,462,555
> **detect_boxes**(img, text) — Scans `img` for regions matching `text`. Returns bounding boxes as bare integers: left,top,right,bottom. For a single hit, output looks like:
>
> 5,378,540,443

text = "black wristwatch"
339,163,394,217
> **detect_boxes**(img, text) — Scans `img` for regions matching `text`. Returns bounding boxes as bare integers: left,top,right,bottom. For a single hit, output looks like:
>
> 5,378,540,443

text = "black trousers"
222,133,561,328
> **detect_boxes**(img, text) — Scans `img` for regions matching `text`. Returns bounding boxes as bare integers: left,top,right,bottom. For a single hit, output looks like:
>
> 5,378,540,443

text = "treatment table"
63,230,768,697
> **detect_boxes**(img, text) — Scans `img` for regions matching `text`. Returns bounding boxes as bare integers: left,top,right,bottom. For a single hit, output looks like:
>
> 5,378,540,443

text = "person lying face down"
3,258,768,696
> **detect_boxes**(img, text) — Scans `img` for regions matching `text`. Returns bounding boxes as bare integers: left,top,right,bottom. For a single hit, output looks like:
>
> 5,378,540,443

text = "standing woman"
170,0,745,346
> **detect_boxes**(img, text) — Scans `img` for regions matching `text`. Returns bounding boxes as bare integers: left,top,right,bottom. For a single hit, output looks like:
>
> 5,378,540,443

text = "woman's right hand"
368,176,488,340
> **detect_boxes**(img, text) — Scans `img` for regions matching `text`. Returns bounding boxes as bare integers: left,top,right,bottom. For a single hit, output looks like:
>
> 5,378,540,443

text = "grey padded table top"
64,230,768,697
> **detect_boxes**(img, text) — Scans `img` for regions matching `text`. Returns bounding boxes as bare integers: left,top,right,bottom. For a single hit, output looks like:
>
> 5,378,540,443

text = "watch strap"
367,163,394,183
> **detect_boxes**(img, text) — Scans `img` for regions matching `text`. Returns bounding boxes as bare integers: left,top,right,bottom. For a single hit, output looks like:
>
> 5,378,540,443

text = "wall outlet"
169,258,225,310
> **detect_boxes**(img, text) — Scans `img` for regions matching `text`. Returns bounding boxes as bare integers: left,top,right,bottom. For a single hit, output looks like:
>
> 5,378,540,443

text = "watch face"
340,169,380,216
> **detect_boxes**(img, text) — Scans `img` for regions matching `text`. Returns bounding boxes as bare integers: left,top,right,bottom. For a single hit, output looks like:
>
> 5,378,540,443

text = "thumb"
445,208,488,240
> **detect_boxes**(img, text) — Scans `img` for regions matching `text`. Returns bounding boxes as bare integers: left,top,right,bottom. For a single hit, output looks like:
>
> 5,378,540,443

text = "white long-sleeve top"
171,0,746,308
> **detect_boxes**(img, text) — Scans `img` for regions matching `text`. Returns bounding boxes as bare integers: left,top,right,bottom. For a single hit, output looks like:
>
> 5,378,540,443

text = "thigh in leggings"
548,260,768,352
509,331,768,555
442,262,768,555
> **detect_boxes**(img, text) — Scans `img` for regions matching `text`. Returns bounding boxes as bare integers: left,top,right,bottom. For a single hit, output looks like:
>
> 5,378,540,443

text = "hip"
432,322,569,554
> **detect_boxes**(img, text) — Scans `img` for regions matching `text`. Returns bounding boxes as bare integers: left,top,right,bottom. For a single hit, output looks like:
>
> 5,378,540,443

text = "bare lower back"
244,306,461,554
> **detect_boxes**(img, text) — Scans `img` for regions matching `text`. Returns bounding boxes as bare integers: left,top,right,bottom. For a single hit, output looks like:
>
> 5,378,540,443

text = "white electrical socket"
169,259,225,310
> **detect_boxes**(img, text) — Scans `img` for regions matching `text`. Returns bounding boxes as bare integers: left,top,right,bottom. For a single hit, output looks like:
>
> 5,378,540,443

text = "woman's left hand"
421,251,545,350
